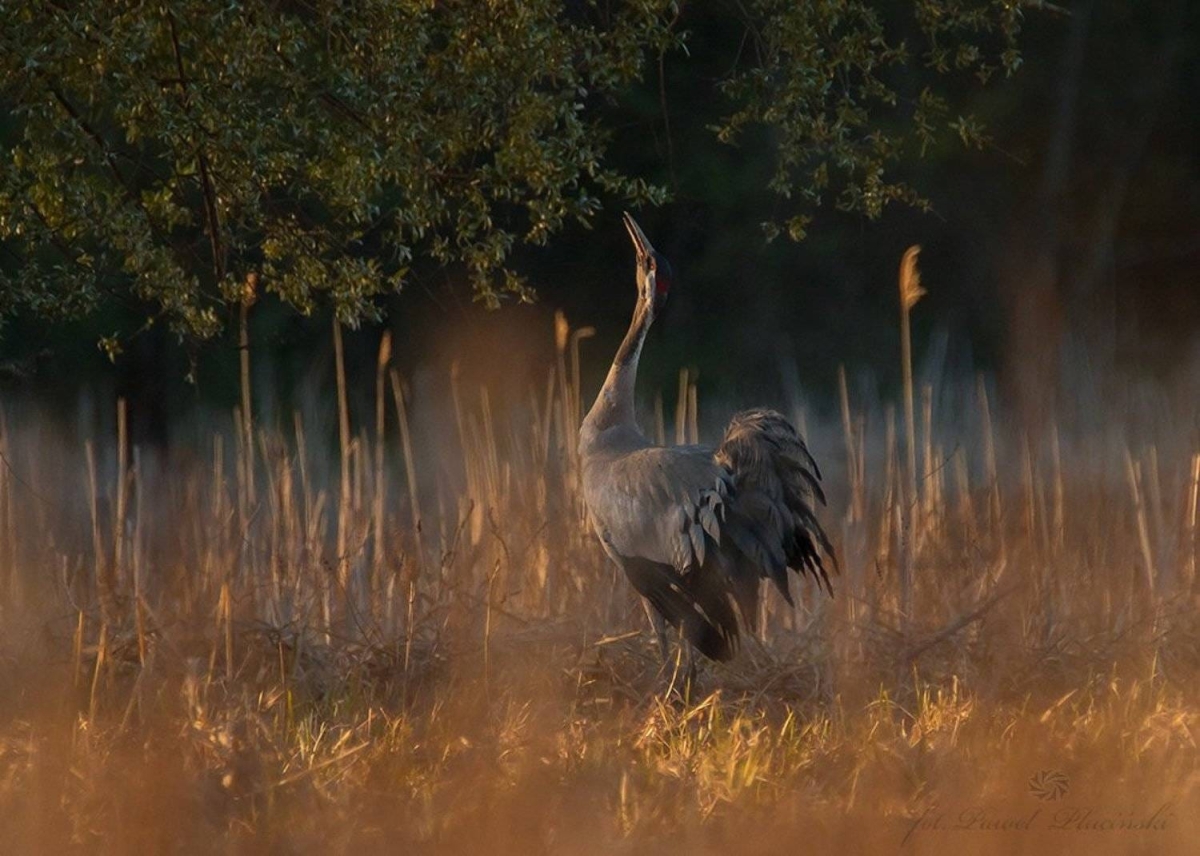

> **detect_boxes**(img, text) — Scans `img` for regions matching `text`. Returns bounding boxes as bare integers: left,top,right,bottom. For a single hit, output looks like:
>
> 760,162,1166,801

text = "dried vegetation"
2,307,1199,854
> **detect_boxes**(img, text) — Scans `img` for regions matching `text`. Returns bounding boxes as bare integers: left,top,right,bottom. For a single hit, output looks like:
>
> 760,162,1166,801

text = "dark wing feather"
622,556,739,661
714,408,835,599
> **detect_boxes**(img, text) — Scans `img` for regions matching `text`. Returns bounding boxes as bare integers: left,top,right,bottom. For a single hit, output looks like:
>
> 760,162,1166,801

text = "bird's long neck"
582,299,652,442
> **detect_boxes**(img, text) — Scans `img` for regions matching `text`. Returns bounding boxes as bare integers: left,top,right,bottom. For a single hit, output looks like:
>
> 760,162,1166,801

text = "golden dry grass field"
2,317,1200,854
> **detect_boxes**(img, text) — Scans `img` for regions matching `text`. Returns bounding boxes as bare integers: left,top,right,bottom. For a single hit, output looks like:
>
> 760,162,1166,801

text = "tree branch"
167,10,225,284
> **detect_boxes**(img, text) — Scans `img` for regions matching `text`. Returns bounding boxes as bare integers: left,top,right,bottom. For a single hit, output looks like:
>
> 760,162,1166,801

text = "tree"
0,0,1042,345
716,0,1030,241
0,0,673,341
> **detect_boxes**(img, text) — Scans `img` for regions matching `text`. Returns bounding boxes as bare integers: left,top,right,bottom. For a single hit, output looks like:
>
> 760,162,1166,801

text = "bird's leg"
642,599,669,664
680,633,698,699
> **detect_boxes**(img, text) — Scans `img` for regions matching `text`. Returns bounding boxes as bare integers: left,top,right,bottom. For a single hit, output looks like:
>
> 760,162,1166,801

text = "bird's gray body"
581,409,832,660
581,427,726,572
578,213,832,661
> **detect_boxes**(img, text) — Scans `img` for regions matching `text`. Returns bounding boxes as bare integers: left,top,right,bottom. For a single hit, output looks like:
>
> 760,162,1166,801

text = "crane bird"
579,213,834,663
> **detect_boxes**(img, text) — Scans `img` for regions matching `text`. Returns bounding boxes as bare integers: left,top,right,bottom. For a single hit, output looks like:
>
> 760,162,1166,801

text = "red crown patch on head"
653,252,673,296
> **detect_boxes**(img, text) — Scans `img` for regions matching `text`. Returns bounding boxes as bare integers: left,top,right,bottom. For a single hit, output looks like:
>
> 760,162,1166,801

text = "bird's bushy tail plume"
714,408,835,604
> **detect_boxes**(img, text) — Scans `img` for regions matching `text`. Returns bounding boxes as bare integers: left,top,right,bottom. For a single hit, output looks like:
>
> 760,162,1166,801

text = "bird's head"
623,212,672,317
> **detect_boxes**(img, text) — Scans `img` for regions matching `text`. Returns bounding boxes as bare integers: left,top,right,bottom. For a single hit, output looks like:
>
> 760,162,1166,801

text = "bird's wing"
584,444,731,574
714,408,834,602
584,444,743,660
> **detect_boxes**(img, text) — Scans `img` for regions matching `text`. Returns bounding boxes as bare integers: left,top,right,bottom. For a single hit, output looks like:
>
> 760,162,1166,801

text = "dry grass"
1,313,1200,854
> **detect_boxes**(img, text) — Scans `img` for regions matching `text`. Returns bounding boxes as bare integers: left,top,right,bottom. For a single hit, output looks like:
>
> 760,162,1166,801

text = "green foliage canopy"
0,0,1040,341
0,0,673,337
719,0,1028,242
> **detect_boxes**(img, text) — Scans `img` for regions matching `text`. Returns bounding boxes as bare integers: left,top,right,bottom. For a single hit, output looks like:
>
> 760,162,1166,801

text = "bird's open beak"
622,211,654,259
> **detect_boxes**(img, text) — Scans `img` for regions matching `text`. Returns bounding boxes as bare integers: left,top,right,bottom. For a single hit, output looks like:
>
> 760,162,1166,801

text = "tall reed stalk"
389,370,424,575
333,316,352,592
897,245,924,627
1186,452,1200,592
373,332,392,578
239,273,257,508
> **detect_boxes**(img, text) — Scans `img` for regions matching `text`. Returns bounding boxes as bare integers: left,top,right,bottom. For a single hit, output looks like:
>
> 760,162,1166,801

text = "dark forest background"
1,1,1197,446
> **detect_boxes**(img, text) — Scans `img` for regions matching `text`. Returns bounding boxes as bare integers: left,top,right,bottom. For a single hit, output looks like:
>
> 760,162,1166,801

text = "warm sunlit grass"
1,314,1199,854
